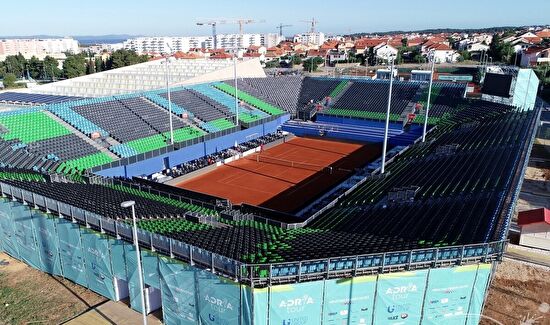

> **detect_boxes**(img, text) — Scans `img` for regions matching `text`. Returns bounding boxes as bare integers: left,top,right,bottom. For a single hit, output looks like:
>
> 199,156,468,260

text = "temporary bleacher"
159,88,232,122
0,93,537,271
309,100,535,249
298,77,343,108
28,59,237,97
225,76,303,115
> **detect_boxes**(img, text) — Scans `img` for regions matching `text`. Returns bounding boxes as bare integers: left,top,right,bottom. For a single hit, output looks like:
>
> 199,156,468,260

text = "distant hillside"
347,25,548,37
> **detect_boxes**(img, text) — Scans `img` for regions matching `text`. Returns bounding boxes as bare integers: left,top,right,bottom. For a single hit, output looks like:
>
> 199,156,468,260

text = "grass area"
0,111,71,143
0,253,106,325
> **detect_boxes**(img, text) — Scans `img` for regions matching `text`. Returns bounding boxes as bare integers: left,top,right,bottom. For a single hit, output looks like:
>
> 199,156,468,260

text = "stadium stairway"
282,120,422,146
43,111,119,160
329,80,353,104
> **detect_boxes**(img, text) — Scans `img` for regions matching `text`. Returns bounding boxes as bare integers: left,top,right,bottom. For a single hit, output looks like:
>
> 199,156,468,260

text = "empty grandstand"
21,57,266,97
0,63,543,324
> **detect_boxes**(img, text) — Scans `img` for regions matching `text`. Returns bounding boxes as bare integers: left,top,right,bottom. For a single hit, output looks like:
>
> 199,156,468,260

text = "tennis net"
250,154,334,173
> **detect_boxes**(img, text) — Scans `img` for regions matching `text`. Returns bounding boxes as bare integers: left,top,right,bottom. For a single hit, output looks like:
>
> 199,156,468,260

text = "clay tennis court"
176,137,381,213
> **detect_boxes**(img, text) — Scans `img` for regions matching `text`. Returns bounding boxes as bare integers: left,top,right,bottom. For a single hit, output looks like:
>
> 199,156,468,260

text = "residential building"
520,47,550,67
293,32,326,47
123,34,283,54
518,208,550,250
0,38,79,58
374,43,398,61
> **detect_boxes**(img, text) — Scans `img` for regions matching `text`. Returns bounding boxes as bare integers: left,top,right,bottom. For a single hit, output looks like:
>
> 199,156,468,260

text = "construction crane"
300,18,318,33
276,23,293,37
196,19,263,50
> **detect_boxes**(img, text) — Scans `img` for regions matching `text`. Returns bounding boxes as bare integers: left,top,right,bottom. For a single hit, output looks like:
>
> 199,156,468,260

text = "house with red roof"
422,41,459,63
518,208,550,250
520,47,550,67
536,29,550,39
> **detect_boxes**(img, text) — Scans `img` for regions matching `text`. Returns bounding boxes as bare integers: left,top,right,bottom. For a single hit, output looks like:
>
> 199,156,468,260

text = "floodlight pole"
121,201,147,325
165,44,174,145
233,55,239,128
381,55,395,174
422,50,435,142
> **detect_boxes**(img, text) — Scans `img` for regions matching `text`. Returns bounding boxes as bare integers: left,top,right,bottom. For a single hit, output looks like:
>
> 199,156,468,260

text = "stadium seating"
71,98,160,142
214,82,285,116
160,88,233,122
190,84,268,123
0,111,71,143
308,100,533,248
225,76,303,114
298,78,343,108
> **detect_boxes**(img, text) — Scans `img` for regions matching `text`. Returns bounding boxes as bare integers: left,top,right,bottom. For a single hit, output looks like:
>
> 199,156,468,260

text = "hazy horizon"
1,0,548,37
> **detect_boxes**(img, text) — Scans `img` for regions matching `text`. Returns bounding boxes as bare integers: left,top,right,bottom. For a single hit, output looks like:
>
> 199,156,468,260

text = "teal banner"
159,256,198,325
0,199,19,259
11,203,41,270
31,212,62,275
252,287,269,325
269,281,324,325
81,228,116,300
124,243,146,314
197,269,241,324
422,265,478,324
110,238,130,281
323,276,377,325
374,269,428,324
142,250,161,289
240,286,253,325
466,264,492,325
56,219,88,287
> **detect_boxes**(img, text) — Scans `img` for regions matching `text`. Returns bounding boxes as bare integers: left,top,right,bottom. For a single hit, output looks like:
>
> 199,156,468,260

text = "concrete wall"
520,223,550,250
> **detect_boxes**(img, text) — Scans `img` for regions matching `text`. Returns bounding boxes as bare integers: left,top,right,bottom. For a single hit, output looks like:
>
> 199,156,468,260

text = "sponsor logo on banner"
386,283,418,300
279,294,314,313
282,316,308,325
204,294,233,312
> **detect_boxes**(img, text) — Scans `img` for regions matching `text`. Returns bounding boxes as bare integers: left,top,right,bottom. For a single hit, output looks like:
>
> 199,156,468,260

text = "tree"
460,50,471,61
4,54,27,78
95,57,104,73
63,54,87,78
303,57,324,72
365,47,375,66
86,59,95,75
43,56,62,80
2,73,17,88
28,56,42,79
401,38,408,48
106,49,149,70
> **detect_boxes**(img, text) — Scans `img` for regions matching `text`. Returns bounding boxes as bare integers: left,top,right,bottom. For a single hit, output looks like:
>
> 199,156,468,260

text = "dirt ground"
0,252,106,325
482,259,550,325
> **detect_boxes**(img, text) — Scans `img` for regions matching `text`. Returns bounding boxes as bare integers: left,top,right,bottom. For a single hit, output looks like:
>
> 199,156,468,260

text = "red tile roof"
518,208,550,226
210,52,233,59
523,46,548,54
536,29,550,38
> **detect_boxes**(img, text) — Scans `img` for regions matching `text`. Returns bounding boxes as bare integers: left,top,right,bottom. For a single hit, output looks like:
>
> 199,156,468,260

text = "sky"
1,0,548,37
